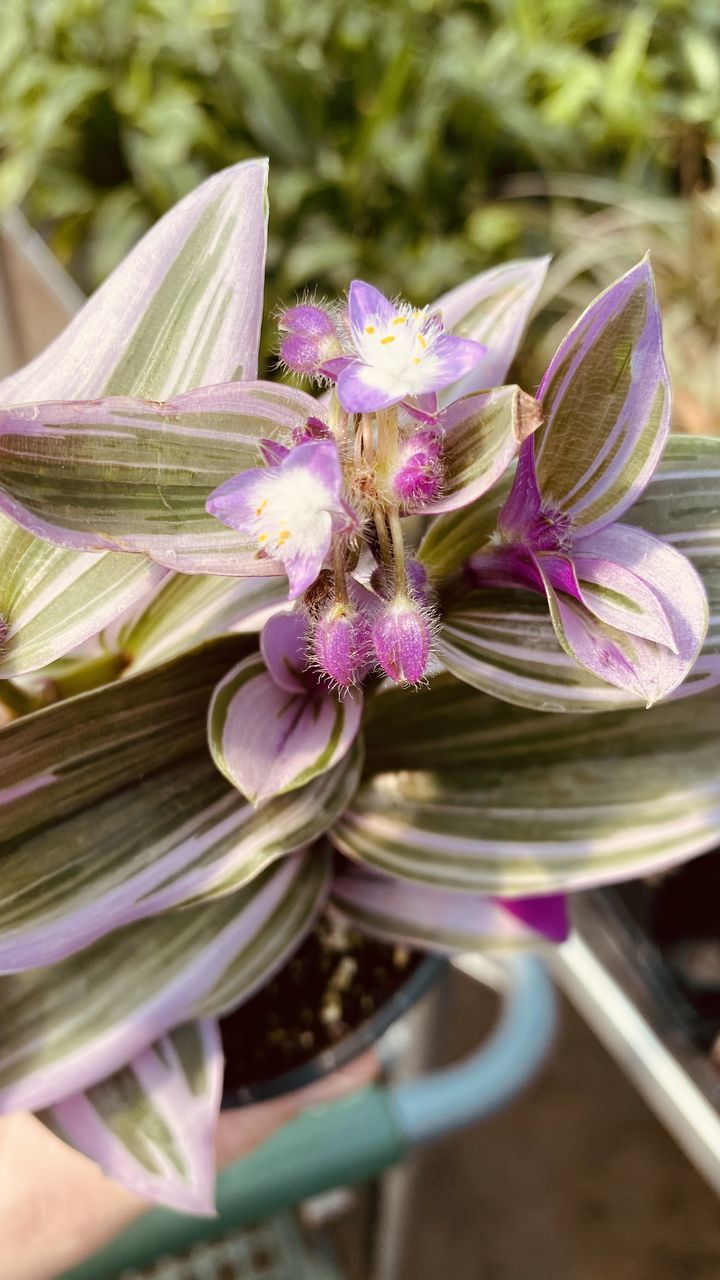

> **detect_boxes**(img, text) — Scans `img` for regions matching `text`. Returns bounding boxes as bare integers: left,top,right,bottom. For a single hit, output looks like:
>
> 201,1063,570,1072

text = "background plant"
3,0,720,342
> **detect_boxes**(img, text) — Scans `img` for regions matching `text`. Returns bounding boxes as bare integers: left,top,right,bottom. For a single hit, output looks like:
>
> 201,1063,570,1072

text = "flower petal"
347,280,398,332
260,611,311,694
337,360,404,412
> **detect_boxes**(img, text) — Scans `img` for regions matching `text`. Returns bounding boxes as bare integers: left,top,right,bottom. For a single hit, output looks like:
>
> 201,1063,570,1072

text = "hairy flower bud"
292,415,331,447
314,604,371,688
278,304,340,376
391,428,443,508
371,596,431,685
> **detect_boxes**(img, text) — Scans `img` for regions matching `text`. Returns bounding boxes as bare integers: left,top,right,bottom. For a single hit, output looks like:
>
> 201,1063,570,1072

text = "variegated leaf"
418,475,510,582
0,383,315,571
0,520,166,678
0,160,270,673
0,850,328,1113
425,386,541,515
209,653,363,804
433,256,550,399
330,676,720,895
42,1019,223,1214
534,257,670,532
332,868,568,953
436,436,720,711
0,640,361,970
119,574,288,674
0,159,269,405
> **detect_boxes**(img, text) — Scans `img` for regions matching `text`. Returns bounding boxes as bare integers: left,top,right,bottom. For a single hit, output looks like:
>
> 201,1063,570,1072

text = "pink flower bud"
371,597,431,685
391,428,443,508
292,415,331,446
314,605,371,688
278,305,340,376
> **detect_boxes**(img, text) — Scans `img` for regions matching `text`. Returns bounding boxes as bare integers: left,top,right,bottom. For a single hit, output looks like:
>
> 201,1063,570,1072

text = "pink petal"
347,280,398,331
260,611,312,694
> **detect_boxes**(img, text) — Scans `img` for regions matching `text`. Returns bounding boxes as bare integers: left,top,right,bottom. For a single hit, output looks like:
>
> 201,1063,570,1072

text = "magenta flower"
331,281,486,413
470,260,708,704
206,438,353,599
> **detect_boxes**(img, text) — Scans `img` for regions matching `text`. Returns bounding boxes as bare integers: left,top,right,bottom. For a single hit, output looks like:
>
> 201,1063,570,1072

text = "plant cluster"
0,160,719,1215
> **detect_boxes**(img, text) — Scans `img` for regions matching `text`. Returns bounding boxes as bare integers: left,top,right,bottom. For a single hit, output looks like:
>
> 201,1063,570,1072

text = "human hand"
0,1052,377,1280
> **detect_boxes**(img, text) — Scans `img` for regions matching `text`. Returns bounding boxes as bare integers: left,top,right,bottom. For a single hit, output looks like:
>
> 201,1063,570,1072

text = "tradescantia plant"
1,157,720,1216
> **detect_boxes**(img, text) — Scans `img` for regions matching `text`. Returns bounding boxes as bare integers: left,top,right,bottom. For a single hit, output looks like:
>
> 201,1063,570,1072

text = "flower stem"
388,509,408,595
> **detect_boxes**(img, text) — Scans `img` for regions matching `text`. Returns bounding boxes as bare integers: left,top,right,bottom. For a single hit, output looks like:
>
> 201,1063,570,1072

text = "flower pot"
220,913,444,1106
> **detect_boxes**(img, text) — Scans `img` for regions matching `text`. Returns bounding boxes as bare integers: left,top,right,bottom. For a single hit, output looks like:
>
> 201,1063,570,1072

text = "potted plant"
0,157,717,1215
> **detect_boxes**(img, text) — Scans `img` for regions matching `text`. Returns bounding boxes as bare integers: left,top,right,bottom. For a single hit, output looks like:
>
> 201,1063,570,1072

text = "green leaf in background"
330,675,720,895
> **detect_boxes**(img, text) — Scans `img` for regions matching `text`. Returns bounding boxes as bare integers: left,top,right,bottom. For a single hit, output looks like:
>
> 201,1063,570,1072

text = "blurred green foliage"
2,0,720,317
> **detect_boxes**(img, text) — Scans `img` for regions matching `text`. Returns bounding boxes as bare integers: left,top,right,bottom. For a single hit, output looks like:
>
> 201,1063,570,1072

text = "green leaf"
425,386,541,515
330,675,720,895
0,852,328,1113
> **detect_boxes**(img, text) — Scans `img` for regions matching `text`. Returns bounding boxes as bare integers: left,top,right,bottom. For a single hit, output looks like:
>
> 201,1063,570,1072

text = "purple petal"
44,1020,223,1214
535,258,671,532
321,355,355,380
260,611,312,694
428,332,487,385
500,895,569,943
347,280,398,332
337,360,403,413
206,467,266,532
260,438,290,465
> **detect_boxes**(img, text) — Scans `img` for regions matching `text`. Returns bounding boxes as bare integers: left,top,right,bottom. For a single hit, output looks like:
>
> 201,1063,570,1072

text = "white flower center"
352,305,442,391
250,467,332,558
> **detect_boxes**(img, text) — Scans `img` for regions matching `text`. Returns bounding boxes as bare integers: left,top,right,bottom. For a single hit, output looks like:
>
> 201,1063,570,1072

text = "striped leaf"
425,386,541,515
534,257,670,532
0,160,270,673
418,475,510,582
209,653,363,804
0,850,328,1113
434,256,550,398
436,436,720,711
0,159,269,404
332,868,568,954
119,574,288,674
0,519,166,678
331,677,720,895
42,1019,223,1214
0,382,315,571
0,640,361,970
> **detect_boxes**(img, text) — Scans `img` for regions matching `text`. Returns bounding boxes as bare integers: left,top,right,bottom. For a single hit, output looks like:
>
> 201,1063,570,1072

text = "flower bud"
278,305,341,376
391,428,443,508
371,596,431,685
292,415,331,447
313,604,371,688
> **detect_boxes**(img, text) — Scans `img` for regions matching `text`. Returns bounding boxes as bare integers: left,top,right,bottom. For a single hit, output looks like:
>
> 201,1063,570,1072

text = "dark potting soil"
220,915,419,1092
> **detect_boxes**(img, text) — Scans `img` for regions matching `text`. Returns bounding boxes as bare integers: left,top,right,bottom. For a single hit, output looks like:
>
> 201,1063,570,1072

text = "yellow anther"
257,533,268,543
392,316,407,326
277,529,291,545
417,334,427,350
380,335,395,345
255,497,268,516
412,357,421,364
365,324,375,334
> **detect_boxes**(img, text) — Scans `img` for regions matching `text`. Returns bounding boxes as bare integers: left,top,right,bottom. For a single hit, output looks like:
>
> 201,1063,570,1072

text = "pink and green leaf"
208,653,363,804
0,382,316,572
42,1019,223,1214
433,256,550,399
332,868,568,953
534,257,670,532
0,850,328,1113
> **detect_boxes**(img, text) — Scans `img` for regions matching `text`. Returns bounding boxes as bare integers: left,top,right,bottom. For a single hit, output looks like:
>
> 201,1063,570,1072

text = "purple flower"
332,281,486,413
371,595,432,685
278,304,340,376
313,604,372,689
391,427,444,508
206,439,353,600
470,262,708,703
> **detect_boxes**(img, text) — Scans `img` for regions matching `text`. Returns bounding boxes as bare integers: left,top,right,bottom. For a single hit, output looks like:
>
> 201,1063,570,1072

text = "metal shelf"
550,894,720,1196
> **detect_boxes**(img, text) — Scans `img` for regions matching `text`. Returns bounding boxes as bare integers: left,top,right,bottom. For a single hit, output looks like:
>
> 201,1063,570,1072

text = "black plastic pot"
220,923,444,1107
